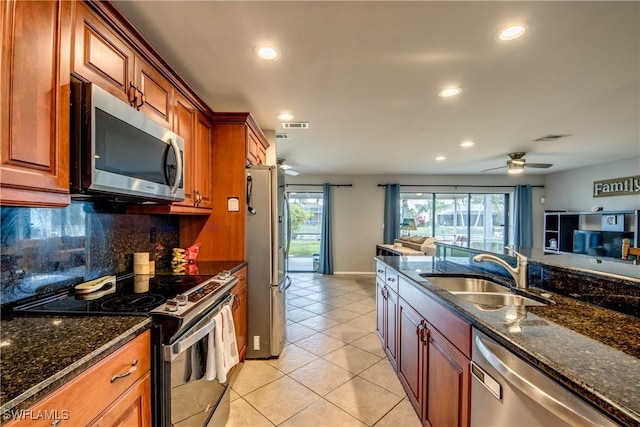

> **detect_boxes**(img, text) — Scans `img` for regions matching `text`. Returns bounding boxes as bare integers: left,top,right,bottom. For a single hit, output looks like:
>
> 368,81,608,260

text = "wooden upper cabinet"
247,126,268,165
173,91,196,208
194,111,212,210
72,2,134,103
0,0,72,207
134,55,173,128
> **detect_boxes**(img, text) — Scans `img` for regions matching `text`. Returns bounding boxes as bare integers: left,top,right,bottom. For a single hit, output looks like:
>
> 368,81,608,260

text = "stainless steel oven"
13,272,239,427
161,294,234,427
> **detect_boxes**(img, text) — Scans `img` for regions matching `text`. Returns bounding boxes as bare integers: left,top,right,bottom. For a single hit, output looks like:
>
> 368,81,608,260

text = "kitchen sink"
422,276,509,293
454,292,546,308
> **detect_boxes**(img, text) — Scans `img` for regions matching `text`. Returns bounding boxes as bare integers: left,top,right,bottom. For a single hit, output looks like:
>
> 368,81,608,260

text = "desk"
376,244,424,256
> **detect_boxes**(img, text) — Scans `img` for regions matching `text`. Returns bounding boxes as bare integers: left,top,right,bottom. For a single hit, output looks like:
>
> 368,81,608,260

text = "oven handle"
164,294,234,362
170,321,215,361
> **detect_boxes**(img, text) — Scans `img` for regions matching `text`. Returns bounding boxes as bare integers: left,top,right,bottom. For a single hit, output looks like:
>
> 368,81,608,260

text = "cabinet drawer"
5,331,150,427
399,278,471,357
376,262,386,281
385,268,399,293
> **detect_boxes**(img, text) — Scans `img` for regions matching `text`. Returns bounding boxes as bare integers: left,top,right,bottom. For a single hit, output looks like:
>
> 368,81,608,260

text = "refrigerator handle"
284,192,291,256
281,276,292,291
246,173,256,215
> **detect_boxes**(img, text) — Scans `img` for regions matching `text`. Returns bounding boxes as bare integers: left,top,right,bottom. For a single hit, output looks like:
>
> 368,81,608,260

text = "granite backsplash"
0,201,179,305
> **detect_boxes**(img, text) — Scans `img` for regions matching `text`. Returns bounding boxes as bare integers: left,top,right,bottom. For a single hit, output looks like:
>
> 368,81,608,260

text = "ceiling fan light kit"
483,152,554,174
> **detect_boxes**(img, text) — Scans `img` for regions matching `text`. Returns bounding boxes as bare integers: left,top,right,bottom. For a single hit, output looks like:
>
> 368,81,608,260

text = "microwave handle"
168,137,183,194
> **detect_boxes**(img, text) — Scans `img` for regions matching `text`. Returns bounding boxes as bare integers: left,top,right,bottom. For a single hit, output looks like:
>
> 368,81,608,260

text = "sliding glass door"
400,192,508,251
287,191,323,272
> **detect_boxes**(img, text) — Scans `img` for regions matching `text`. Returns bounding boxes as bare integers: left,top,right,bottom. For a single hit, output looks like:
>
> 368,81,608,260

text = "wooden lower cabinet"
4,331,151,427
381,271,471,427
426,328,470,427
88,373,151,427
231,266,248,361
376,278,398,369
397,297,470,427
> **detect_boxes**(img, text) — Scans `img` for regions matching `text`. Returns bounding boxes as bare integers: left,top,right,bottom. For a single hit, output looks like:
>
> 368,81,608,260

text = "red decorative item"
183,243,201,263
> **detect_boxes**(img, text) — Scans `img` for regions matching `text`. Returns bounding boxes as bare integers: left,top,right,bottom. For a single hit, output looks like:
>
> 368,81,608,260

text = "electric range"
12,272,239,427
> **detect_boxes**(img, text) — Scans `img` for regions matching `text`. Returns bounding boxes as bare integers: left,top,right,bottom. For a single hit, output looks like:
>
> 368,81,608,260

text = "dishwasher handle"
475,335,610,427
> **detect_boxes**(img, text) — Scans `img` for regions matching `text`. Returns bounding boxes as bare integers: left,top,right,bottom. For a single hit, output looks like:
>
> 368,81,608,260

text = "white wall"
544,156,640,211
287,173,545,273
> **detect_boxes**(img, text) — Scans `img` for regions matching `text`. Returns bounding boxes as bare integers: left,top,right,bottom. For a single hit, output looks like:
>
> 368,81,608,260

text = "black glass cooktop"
13,274,215,315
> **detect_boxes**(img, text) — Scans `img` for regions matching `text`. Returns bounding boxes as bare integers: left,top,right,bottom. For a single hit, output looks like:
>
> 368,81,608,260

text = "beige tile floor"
223,273,422,427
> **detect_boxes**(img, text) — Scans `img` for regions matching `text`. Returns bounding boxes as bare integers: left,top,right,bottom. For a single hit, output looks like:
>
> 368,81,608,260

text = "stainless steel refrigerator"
245,165,290,358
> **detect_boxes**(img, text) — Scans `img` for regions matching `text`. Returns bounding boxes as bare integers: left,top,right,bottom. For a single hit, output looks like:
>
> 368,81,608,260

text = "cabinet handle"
51,420,62,427
377,269,384,274
110,359,138,383
387,277,395,283
128,81,137,105
135,87,145,109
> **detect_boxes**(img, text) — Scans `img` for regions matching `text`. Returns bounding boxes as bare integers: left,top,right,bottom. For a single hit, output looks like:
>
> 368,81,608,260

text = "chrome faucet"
473,246,528,289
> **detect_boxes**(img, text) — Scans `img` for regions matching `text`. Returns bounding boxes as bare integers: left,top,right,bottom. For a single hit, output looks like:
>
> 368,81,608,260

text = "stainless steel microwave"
70,81,185,203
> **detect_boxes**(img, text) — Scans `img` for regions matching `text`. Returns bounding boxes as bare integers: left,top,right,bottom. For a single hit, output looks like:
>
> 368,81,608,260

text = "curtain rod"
287,184,353,188
377,184,544,188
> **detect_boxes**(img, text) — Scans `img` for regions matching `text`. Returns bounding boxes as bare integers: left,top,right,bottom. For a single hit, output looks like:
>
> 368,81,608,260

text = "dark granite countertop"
0,315,151,419
0,260,246,419
377,255,640,426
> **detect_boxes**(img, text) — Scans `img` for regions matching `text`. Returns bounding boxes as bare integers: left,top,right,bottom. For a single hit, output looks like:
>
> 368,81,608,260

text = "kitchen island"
376,254,639,426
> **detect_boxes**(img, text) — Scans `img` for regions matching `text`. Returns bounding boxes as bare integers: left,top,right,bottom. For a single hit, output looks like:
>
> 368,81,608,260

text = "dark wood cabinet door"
398,299,424,416
376,279,386,346
426,328,471,427
73,2,134,103
385,289,398,369
1,0,71,207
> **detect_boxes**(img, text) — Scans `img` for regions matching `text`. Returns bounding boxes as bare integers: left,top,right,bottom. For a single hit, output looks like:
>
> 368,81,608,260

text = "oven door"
161,297,233,427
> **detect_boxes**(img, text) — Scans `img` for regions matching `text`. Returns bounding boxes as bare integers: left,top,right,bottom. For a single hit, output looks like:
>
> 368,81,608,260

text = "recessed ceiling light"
277,113,294,121
435,156,446,161
438,87,462,98
256,45,279,60
460,140,475,148
496,25,526,41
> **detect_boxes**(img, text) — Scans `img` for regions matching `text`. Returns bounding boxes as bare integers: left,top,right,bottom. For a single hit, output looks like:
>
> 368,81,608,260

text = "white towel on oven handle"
204,303,239,382
213,304,239,383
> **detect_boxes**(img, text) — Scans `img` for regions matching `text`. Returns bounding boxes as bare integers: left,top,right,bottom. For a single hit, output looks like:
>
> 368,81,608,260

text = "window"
400,192,508,252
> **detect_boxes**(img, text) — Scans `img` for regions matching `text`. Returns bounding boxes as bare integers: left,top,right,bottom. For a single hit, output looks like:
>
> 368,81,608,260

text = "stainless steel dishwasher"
471,329,620,427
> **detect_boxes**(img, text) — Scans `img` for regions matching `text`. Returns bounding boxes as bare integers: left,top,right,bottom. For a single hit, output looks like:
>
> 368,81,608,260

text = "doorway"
287,191,323,272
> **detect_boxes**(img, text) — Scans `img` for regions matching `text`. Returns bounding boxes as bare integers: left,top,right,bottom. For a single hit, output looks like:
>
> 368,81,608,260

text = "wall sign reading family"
593,175,640,197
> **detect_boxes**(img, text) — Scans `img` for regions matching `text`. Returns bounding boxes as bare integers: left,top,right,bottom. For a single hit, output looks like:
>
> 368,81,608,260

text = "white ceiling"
113,1,640,176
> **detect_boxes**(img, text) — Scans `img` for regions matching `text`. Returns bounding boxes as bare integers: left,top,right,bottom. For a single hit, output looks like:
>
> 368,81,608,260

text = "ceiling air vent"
276,133,290,140
282,122,309,129
533,134,572,142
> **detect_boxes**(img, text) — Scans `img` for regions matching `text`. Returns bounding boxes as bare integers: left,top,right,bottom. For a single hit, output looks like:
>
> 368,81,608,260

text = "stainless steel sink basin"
454,292,546,308
424,276,509,293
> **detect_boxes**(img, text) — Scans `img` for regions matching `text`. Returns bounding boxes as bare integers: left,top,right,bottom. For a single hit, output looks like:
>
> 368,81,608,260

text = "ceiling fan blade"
285,169,300,176
481,165,507,172
524,163,553,168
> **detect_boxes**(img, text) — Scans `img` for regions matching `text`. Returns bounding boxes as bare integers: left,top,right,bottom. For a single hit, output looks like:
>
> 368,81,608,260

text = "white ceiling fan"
277,158,300,176
483,152,553,174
